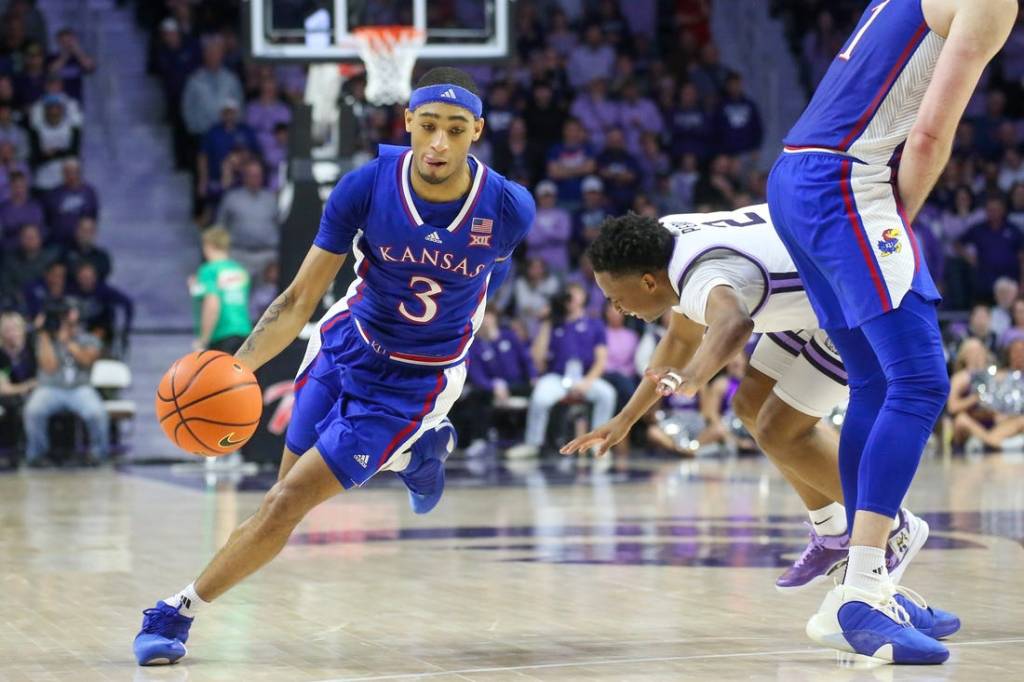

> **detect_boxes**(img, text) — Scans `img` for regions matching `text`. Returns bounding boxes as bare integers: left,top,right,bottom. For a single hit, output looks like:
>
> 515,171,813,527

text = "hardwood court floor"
1,454,1022,681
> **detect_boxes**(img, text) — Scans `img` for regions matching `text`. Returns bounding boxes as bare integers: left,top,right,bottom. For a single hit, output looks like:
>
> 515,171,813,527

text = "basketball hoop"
353,26,425,106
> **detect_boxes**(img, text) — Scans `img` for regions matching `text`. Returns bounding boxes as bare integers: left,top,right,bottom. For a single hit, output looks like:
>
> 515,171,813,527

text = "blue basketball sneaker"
893,586,962,640
806,583,949,664
133,601,193,665
398,419,456,515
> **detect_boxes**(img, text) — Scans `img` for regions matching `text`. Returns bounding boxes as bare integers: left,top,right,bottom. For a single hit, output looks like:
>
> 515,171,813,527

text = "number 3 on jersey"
838,0,890,61
399,276,442,324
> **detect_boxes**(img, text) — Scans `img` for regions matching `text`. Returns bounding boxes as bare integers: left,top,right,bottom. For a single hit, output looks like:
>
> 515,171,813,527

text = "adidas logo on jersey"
425,230,443,244
354,454,370,468
440,88,457,100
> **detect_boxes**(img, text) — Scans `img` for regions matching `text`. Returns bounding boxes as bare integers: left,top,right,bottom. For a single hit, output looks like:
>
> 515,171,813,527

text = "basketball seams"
173,353,238,403
157,381,260,424
168,353,218,453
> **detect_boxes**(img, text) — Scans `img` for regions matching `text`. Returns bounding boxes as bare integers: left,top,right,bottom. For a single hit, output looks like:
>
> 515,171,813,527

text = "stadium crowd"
0,0,134,469
6,0,1024,467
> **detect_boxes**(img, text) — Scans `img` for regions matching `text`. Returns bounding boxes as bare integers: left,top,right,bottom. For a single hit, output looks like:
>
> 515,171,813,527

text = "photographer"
22,300,108,467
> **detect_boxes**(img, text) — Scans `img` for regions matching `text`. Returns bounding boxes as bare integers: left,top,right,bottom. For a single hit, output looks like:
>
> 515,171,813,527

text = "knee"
754,399,812,458
258,481,311,532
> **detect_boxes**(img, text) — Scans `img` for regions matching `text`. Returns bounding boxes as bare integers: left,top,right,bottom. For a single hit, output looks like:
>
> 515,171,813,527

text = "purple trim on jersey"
838,22,928,151
377,371,447,467
802,338,849,386
767,332,801,357
840,159,893,312
675,246,772,317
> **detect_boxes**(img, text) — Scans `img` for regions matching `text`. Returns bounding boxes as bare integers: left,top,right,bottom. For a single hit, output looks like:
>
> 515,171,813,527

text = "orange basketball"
155,351,262,457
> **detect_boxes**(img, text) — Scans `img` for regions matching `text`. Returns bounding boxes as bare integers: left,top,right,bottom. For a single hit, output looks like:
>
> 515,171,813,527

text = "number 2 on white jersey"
398,276,442,324
838,0,891,61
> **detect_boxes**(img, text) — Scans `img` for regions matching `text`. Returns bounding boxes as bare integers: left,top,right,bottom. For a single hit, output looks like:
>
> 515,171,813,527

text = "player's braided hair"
587,213,674,276
415,67,481,97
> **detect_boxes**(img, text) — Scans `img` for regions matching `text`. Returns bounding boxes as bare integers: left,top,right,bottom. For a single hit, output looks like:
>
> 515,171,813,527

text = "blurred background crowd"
3,0,1024,470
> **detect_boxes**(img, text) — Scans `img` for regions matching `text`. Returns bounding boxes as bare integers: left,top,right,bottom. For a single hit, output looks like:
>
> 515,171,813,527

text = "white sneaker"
504,443,539,459
806,582,949,664
886,508,929,585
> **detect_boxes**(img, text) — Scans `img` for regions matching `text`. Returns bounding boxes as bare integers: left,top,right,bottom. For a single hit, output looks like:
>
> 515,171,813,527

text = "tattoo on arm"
239,291,294,356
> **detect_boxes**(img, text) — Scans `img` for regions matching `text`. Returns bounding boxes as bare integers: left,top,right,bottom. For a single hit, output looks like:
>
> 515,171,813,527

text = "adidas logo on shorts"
354,454,370,468
440,88,457,99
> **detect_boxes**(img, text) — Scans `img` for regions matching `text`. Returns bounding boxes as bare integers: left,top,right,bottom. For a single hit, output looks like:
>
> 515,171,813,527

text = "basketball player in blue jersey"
768,0,1016,665
132,67,536,666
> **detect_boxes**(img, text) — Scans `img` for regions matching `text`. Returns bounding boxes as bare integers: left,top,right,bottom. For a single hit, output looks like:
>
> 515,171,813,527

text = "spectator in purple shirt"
506,283,617,458
43,158,97,247
526,180,573,277
618,81,663,156
690,42,731,102
72,261,133,351
667,82,713,161
566,24,616,89
196,98,260,218
595,127,642,213
601,304,639,405
13,41,47,110
0,141,31,203
245,74,291,164
455,308,538,451
546,117,596,206
567,253,609,320
714,73,763,161
569,78,620,152
23,259,67,319
63,216,111,283
47,28,95,102
2,224,58,307
0,170,44,248
958,193,1024,301
484,82,516,151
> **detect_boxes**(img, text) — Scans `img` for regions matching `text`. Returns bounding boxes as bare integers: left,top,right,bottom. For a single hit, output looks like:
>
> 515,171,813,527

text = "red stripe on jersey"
838,22,928,151
378,371,446,466
839,159,892,313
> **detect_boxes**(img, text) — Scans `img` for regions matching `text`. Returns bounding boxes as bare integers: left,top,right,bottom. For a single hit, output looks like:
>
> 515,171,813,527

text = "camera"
41,299,72,334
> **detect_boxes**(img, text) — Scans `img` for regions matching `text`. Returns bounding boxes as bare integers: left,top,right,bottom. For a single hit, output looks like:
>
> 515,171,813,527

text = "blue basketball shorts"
285,310,465,488
767,150,940,329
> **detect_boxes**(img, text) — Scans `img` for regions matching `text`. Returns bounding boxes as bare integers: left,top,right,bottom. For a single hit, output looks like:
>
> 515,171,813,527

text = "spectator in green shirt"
190,226,252,354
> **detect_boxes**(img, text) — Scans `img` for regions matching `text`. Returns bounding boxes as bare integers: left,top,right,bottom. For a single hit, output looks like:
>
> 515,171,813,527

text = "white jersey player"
563,205,931,597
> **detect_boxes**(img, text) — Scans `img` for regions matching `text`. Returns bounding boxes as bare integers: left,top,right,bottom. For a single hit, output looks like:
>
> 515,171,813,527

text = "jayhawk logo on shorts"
877,228,901,256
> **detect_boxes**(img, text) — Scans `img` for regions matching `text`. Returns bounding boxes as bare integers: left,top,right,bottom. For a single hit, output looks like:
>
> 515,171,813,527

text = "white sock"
843,545,888,594
163,582,208,618
808,502,847,536
891,513,901,531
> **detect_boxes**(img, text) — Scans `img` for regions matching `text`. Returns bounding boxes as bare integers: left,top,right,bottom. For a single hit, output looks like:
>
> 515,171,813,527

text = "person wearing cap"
195,96,259,221
181,34,243,139
526,179,572,276
28,73,82,131
573,174,610,254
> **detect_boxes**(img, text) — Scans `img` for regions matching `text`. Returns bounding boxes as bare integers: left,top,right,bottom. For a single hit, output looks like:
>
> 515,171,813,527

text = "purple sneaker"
776,523,849,594
887,508,929,584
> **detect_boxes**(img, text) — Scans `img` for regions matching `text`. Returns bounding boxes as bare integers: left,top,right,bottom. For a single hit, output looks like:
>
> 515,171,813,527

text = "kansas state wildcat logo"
877,228,902,256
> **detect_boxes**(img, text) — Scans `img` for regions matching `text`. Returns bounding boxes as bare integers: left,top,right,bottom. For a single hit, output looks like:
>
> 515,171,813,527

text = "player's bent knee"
731,390,762,432
754,398,816,457
259,480,314,531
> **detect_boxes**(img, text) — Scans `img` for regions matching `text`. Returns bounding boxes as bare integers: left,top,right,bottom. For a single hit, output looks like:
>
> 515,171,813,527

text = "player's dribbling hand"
645,366,701,398
560,415,631,458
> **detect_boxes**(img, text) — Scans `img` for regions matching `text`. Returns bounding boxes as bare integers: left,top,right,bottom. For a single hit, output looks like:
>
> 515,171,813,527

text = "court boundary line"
315,638,1024,681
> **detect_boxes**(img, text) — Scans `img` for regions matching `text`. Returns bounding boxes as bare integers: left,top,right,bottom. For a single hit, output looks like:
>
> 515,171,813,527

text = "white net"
353,26,425,106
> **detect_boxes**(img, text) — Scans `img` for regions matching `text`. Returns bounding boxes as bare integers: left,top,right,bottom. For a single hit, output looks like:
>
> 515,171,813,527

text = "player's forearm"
618,334,697,425
198,297,219,346
234,291,312,372
897,130,950,222
683,315,753,388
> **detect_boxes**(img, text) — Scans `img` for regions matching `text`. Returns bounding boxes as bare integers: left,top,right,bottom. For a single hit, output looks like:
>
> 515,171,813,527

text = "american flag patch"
471,217,493,234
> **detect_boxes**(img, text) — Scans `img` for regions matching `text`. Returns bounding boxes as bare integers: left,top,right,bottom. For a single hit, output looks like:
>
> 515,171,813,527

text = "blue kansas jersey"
785,0,944,166
315,144,535,367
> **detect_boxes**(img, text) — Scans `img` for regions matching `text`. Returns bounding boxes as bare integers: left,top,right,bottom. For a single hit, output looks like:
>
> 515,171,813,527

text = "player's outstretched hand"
560,415,631,458
645,366,701,398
